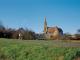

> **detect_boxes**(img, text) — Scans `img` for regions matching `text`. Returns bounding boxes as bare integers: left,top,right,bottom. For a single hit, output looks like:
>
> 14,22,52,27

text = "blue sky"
0,0,80,34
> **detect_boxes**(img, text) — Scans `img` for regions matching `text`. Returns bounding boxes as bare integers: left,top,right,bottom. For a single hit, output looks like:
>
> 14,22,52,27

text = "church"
44,17,63,40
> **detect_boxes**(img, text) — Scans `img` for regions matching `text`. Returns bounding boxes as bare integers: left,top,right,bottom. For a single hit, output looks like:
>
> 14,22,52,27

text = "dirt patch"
58,56,64,60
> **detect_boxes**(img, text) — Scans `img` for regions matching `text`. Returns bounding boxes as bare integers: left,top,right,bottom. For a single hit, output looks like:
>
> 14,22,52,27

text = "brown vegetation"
0,25,36,40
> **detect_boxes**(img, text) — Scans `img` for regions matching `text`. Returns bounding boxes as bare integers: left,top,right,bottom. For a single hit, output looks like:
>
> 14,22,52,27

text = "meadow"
0,38,80,60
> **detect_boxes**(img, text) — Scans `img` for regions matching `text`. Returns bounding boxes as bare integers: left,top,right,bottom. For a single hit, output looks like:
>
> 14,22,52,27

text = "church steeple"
44,17,47,33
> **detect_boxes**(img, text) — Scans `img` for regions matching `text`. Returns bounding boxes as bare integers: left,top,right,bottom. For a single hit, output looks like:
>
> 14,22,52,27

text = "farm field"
0,38,80,60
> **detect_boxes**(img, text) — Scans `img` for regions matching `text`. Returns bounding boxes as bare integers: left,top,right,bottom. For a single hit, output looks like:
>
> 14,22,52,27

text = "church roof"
47,26,58,33
47,26,63,33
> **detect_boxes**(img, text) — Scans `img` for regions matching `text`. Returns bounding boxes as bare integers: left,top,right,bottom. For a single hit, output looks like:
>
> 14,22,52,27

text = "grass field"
0,38,80,60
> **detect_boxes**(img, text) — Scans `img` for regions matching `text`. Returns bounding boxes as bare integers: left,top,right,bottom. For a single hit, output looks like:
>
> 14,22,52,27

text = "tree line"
0,23,37,40
62,29,80,40
0,21,80,40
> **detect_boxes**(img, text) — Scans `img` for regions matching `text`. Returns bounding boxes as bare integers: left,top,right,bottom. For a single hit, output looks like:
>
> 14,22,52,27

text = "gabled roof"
47,26,58,33
47,26,63,33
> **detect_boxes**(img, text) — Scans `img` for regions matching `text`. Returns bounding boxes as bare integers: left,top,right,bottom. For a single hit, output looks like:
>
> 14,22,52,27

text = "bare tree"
77,29,80,34
0,20,5,30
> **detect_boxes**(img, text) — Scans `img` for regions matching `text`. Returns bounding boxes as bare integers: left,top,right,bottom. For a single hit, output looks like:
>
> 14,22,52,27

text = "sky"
0,0,80,34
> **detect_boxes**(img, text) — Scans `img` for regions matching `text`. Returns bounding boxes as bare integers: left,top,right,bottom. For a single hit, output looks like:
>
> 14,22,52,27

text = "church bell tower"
44,17,47,33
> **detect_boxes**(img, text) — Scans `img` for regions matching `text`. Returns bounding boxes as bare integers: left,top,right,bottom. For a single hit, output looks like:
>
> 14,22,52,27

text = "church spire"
44,17,47,33
44,17,47,26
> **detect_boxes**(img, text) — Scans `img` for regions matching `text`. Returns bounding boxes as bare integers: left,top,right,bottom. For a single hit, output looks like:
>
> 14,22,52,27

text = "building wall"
44,28,63,40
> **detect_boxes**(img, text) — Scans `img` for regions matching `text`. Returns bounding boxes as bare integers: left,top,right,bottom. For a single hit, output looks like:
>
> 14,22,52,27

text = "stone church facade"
44,17,63,40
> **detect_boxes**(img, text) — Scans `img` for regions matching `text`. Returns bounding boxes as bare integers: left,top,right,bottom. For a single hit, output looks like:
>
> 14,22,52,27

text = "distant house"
43,17,63,40
17,28,24,40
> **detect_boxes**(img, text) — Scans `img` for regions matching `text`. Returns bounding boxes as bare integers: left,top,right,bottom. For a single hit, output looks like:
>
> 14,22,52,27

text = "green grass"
0,38,80,60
